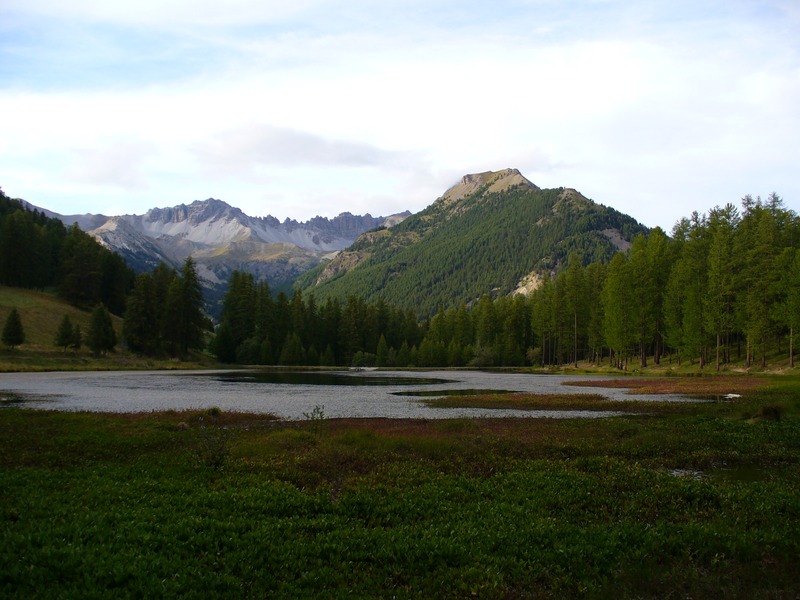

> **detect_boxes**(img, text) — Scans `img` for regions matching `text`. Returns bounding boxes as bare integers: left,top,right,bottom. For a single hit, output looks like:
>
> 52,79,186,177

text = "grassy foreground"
1,377,799,598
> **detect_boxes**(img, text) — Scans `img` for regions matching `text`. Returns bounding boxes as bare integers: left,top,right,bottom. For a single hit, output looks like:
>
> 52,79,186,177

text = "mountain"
48,198,409,290
296,168,648,317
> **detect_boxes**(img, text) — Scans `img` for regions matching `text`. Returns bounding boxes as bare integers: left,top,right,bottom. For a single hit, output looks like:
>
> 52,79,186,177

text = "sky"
1,0,798,230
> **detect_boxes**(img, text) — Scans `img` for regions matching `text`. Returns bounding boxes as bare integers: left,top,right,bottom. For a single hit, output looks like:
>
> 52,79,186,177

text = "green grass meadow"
2,376,799,598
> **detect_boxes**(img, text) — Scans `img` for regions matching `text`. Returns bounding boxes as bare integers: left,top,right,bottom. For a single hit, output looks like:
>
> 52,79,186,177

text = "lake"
0,369,687,420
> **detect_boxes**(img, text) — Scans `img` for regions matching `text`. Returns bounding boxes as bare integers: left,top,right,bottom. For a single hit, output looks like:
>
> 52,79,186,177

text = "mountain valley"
28,168,647,317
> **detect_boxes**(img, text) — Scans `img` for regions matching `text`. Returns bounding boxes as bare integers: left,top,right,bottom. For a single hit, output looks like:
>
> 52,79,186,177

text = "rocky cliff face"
437,168,539,206
52,199,409,306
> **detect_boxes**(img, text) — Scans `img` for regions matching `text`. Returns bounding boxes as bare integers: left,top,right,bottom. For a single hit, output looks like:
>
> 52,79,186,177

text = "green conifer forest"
214,194,798,370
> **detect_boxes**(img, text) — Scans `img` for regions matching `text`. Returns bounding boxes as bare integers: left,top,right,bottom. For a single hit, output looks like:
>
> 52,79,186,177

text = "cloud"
66,138,155,190
193,125,419,177
1,1,799,227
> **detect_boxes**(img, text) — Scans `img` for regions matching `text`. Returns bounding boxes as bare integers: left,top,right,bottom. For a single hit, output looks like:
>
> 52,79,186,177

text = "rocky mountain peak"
145,198,245,226
439,168,538,206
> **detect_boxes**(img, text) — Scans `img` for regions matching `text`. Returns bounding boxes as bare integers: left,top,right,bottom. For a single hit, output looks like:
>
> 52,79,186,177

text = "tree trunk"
746,336,751,368
654,329,662,365
573,312,578,369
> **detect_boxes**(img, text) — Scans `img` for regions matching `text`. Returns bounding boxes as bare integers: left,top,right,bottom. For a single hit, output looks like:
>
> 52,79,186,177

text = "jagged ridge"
45,198,409,315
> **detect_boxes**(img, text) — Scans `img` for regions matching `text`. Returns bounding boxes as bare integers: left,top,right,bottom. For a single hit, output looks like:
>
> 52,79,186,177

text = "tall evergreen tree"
163,257,206,356
59,224,102,308
602,253,635,368
217,270,256,358
2,308,25,349
54,314,75,352
562,257,587,367
123,273,160,355
585,262,607,364
704,205,739,370
86,304,116,356
744,207,781,367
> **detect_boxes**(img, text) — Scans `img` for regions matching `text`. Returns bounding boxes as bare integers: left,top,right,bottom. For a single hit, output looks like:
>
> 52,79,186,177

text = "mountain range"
37,199,409,297
35,168,646,317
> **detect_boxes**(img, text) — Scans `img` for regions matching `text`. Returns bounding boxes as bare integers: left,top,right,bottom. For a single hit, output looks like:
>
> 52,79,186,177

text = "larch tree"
602,252,636,369
704,205,739,371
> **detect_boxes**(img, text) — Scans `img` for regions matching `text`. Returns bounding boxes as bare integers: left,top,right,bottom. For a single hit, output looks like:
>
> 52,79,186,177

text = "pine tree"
86,304,116,356
210,322,237,363
59,224,102,308
320,344,336,367
179,257,206,354
123,273,159,355
54,314,74,352
279,332,305,365
2,308,25,349
376,334,390,367
163,257,206,357
220,271,256,351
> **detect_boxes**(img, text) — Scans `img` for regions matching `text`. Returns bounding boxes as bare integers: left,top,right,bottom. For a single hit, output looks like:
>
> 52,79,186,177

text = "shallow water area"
0,369,687,420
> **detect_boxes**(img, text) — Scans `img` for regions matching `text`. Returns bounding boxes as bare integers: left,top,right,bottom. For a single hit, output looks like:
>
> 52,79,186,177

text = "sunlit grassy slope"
0,286,122,350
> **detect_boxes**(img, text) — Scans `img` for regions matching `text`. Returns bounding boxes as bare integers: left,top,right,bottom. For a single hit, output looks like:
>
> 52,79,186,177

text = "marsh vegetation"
2,375,798,598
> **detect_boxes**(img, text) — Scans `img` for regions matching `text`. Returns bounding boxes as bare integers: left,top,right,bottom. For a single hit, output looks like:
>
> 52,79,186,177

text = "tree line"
529,193,798,370
210,270,424,366
0,188,133,314
212,193,798,370
122,259,209,357
4,185,796,370
0,187,211,359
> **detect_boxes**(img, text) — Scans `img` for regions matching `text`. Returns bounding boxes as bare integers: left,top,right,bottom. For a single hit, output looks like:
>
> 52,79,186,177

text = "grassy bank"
2,376,799,598
0,286,220,372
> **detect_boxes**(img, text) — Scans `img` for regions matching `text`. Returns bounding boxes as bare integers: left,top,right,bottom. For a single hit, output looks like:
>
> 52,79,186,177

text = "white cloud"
1,0,799,226
192,125,416,175
66,138,155,190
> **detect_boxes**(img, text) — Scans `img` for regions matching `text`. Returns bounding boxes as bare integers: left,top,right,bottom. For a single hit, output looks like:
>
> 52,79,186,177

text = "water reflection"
212,370,452,387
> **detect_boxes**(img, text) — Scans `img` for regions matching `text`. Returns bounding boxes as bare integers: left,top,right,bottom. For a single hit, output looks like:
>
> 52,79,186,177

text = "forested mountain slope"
297,169,647,317
0,188,133,315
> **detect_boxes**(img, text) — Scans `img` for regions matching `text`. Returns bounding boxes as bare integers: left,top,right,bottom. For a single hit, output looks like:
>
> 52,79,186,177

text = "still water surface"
0,369,686,420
